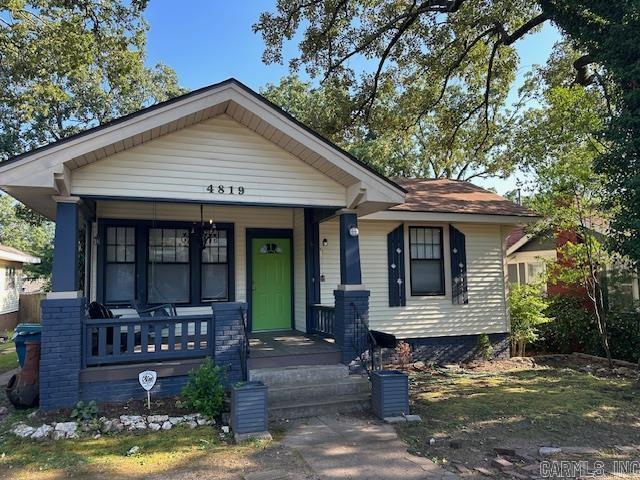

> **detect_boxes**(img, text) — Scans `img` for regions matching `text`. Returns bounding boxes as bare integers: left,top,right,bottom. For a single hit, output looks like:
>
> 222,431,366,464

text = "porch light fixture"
349,226,359,238
189,204,218,250
322,238,328,247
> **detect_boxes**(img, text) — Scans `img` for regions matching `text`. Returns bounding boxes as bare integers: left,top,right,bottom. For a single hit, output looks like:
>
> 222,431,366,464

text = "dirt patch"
395,356,640,479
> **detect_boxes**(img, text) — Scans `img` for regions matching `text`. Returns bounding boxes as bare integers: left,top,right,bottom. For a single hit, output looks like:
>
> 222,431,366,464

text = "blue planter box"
231,381,268,434
371,370,409,419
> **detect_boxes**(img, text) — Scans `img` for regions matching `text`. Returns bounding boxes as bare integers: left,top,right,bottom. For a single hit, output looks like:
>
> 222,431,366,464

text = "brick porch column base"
334,289,370,365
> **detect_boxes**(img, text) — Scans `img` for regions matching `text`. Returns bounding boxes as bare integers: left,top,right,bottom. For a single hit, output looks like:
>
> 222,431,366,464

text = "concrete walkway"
280,415,459,480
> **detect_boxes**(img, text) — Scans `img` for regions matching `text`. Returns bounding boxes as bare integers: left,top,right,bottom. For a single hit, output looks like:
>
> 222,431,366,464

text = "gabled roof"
0,245,40,264
0,78,405,218
391,178,538,217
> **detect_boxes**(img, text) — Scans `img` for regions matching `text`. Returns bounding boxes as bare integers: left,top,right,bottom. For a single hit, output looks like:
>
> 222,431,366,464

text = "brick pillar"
334,289,370,365
40,297,85,410
213,302,247,385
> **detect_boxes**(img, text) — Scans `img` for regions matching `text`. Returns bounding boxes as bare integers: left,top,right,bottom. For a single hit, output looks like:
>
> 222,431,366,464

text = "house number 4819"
207,184,245,195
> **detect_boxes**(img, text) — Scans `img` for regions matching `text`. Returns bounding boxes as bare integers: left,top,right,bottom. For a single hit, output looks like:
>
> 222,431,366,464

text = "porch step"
269,393,371,420
248,364,371,420
267,376,371,404
247,351,341,369
248,364,349,385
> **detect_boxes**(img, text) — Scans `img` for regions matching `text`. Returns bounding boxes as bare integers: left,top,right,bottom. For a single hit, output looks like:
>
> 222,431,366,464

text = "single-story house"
0,79,536,412
0,245,40,331
507,228,640,304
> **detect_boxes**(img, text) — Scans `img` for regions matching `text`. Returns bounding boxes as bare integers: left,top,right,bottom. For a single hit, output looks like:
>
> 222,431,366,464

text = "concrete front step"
248,364,349,386
269,393,371,420
268,376,370,404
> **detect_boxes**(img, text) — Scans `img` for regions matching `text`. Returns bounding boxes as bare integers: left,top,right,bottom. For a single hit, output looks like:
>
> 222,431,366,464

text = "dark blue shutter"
450,225,469,304
387,225,406,307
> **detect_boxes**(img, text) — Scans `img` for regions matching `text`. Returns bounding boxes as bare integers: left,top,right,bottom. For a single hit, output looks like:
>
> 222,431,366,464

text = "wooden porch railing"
83,314,213,367
310,304,335,338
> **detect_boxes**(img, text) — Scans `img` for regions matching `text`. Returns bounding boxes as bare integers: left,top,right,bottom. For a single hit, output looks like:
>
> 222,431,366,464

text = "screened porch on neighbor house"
50,197,370,374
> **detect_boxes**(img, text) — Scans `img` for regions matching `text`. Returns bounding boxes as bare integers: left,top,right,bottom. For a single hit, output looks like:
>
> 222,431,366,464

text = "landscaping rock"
147,415,169,424
0,406,8,415
161,421,172,430
221,425,230,434
133,421,147,430
52,430,66,441
11,423,35,438
539,447,562,456
197,418,208,426
55,422,78,438
413,361,427,370
449,440,463,449
120,415,143,426
127,446,140,456
27,410,39,419
453,464,473,475
186,420,198,429
31,424,53,441
148,422,161,431
168,416,183,425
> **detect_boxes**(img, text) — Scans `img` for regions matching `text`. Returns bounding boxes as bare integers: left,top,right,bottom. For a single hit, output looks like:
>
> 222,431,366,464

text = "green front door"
250,237,292,331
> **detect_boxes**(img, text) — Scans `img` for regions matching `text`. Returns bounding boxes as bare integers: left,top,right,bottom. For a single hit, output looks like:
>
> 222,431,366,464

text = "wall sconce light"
349,226,359,237
322,238,328,247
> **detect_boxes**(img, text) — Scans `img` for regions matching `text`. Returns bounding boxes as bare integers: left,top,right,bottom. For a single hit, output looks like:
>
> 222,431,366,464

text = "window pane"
433,228,440,244
518,263,526,285
411,260,443,294
116,245,126,262
202,264,228,301
126,227,135,245
117,227,126,246
107,227,116,245
176,246,189,262
218,247,227,263
508,264,518,284
125,246,135,262
107,246,116,262
149,228,161,246
105,264,135,303
163,229,175,246
148,264,189,303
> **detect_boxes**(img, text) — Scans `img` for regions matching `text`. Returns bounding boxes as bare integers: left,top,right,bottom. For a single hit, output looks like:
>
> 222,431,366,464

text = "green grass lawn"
0,339,18,375
396,361,640,476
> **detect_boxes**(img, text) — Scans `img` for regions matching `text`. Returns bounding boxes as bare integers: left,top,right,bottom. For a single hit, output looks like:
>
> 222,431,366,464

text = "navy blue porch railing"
310,304,335,338
83,314,213,367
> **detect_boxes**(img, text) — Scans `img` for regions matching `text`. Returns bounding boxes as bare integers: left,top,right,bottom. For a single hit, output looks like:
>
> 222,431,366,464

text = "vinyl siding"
0,261,23,315
319,219,509,338
94,201,306,328
71,114,347,207
319,218,340,305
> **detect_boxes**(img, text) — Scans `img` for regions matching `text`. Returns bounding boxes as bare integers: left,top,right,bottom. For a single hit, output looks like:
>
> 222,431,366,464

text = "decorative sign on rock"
139,370,157,409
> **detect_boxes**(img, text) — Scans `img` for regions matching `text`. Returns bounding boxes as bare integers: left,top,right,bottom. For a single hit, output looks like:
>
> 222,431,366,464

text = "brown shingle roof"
390,178,538,217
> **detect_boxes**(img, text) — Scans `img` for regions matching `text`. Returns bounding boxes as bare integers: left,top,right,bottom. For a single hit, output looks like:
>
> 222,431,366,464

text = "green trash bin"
12,323,42,368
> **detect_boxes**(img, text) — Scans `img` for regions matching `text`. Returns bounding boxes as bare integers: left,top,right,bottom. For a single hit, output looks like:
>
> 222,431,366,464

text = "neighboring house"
0,245,40,331
0,79,536,412
506,228,640,303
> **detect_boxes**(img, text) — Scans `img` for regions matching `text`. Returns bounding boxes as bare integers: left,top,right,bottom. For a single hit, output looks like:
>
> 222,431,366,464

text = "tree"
0,0,186,160
255,1,640,261
511,48,616,365
0,195,53,281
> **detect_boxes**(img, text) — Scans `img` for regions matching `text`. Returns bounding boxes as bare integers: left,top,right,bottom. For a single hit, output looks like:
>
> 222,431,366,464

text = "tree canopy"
255,0,640,263
0,0,185,160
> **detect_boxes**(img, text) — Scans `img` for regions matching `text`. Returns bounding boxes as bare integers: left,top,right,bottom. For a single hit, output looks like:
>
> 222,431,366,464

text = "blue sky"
144,2,561,194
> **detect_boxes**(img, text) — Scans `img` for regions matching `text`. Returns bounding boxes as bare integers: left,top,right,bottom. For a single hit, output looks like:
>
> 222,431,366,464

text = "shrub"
477,334,494,361
181,358,227,419
71,400,98,422
508,283,551,356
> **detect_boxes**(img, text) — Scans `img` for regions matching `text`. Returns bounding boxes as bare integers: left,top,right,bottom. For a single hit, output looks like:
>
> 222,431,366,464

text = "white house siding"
0,262,23,315
71,114,347,208
93,201,306,328
319,219,509,339
318,218,340,306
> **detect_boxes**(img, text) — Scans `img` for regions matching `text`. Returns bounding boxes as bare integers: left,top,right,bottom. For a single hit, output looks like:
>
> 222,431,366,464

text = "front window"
148,228,190,304
201,230,228,301
104,227,135,303
409,227,445,296
5,266,16,290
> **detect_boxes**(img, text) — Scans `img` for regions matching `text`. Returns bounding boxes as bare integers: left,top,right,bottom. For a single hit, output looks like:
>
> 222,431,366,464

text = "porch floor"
248,331,341,369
